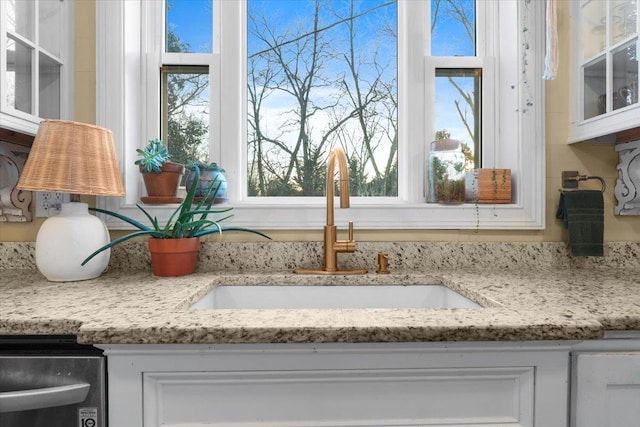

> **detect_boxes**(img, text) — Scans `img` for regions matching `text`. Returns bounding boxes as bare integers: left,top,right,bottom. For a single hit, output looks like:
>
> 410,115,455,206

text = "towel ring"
561,171,606,193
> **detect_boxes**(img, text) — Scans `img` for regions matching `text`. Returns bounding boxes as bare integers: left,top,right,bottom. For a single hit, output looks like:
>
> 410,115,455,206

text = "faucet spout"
326,147,350,226
293,147,367,275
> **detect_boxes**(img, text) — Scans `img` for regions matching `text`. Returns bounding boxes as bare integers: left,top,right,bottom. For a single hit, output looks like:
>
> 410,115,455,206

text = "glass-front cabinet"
570,0,639,143
0,0,72,135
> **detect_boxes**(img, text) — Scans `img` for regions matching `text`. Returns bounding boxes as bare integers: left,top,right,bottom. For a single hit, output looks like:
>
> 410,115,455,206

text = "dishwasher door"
0,337,106,427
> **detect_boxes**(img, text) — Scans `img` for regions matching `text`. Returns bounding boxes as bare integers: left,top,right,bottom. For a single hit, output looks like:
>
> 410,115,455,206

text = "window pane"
431,0,475,56
165,0,212,53
584,56,606,119
611,0,637,46
161,67,210,166
582,0,606,61
6,36,33,114
247,0,398,197
39,53,60,118
434,68,480,170
39,0,62,56
612,40,638,111
6,0,34,41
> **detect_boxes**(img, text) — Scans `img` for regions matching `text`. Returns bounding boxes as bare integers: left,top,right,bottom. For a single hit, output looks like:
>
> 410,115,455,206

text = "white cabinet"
100,342,571,427
569,0,640,143
571,351,640,427
0,0,73,135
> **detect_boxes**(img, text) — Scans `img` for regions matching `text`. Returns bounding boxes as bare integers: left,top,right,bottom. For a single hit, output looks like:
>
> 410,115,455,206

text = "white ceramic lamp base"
35,202,111,282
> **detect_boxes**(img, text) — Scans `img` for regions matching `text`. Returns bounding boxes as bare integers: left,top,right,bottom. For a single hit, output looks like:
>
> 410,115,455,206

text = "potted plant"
185,161,227,203
135,138,185,202
82,166,270,276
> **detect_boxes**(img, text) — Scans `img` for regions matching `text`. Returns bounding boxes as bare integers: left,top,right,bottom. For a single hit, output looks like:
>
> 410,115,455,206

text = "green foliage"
135,139,170,173
167,110,209,167
81,166,270,266
348,157,398,197
431,156,465,203
435,129,451,140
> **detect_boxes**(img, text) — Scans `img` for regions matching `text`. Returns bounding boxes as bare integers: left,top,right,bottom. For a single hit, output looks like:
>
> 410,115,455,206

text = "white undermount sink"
190,285,482,310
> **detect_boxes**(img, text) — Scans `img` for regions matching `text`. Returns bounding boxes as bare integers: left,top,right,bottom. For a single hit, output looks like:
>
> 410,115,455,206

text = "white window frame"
97,0,545,230
0,0,73,135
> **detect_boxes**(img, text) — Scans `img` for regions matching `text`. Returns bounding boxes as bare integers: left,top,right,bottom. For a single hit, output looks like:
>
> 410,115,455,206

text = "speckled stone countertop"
1,242,639,344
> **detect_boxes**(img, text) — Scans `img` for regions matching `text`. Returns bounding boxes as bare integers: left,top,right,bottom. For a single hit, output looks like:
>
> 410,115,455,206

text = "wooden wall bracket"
0,128,34,222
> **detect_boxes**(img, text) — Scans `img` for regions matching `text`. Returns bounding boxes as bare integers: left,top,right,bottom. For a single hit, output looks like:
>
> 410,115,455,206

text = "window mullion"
161,52,211,66
5,32,37,50
218,0,242,201
400,0,428,203
143,0,162,150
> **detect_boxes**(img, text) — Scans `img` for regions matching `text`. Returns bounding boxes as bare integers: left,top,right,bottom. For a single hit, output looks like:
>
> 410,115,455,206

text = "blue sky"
166,0,213,53
167,0,475,56
167,0,478,164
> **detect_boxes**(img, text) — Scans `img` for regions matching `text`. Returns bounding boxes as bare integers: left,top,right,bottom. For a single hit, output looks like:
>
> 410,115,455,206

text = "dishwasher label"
79,407,98,427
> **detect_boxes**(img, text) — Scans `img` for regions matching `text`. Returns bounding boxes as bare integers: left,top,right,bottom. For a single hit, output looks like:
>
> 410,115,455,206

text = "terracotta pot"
148,237,200,277
140,162,184,197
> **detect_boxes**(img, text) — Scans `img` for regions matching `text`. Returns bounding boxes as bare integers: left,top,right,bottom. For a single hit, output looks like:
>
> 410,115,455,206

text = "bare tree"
247,0,397,197
249,0,334,196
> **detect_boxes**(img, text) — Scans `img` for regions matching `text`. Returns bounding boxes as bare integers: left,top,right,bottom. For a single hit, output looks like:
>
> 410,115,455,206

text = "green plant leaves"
80,165,271,267
134,139,170,173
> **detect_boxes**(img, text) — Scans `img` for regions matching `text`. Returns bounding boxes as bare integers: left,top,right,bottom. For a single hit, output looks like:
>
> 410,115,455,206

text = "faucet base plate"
292,268,368,275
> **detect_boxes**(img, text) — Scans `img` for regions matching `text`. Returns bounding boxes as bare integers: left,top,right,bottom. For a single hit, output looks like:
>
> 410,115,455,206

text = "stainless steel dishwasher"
0,335,106,427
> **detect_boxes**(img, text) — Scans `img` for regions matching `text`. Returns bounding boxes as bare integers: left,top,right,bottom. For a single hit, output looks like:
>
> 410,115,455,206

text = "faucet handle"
348,221,354,242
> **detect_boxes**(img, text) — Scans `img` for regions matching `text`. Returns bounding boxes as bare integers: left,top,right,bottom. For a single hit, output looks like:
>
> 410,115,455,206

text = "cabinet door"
569,0,640,143
102,342,570,427
572,352,640,427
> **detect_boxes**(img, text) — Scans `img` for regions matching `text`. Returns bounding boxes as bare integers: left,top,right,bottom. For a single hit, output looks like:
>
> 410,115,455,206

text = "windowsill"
99,196,541,231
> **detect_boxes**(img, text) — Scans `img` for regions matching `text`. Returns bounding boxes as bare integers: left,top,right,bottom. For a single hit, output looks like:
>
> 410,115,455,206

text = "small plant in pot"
135,138,185,201
185,161,228,203
82,166,270,277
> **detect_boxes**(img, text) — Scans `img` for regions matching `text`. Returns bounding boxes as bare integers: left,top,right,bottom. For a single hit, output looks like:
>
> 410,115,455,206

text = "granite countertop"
1,265,638,344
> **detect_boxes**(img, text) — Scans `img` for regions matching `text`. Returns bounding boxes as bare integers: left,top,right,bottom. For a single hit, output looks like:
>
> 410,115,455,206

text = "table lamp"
17,120,125,281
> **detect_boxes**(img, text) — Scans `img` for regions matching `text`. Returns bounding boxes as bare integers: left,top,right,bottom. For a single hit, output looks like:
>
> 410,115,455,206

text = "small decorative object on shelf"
185,161,228,204
135,138,184,204
82,166,270,277
427,139,466,204
465,168,512,204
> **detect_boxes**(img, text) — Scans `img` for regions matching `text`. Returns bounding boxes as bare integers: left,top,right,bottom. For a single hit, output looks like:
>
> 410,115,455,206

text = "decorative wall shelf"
0,128,34,222
615,139,640,215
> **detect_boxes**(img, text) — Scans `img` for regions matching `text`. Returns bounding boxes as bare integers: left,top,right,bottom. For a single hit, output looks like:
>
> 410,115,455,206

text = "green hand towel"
556,190,604,257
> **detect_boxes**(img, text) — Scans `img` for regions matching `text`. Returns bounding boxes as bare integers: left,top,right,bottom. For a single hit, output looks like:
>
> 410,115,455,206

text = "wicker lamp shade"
18,120,125,196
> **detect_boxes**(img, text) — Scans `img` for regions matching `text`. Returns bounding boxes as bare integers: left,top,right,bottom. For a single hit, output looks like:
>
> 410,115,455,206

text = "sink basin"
190,285,482,310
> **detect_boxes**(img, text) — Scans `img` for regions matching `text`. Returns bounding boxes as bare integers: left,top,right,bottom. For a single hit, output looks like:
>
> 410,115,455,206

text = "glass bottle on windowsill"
427,139,466,204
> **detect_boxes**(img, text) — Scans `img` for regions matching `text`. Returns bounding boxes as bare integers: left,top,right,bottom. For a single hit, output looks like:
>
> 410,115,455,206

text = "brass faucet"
293,147,367,275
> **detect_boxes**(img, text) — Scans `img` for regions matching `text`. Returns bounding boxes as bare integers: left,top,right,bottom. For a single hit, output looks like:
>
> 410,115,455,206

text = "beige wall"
2,0,640,243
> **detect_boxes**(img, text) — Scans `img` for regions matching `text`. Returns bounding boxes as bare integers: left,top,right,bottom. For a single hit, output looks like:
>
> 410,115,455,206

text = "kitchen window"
0,0,73,135
97,0,545,230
